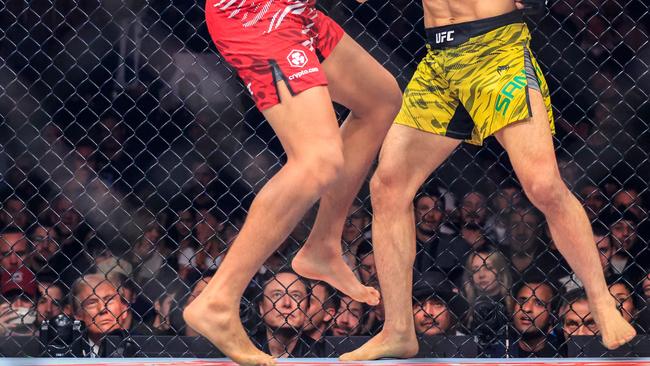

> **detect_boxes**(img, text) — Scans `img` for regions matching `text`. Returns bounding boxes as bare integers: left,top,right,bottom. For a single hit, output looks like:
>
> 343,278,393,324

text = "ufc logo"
435,30,455,43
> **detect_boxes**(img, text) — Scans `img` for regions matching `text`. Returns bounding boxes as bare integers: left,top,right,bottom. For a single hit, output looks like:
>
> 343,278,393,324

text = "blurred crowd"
0,0,649,359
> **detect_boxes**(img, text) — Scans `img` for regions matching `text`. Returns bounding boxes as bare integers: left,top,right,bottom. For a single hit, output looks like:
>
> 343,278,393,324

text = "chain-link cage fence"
0,0,649,359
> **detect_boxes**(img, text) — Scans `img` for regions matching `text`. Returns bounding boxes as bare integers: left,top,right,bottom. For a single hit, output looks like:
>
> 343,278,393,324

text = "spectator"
606,278,637,326
0,227,30,275
168,207,198,281
221,212,245,247
48,197,94,287
487,180,523,244
507,206,568,283
331,295,365,337
192,208,227,274
578,183,607,220
505,206,542,274
27,220,59,277
459,190,489,228
560,289,598,340
413,191,469,285
462,249,513,343
130,220,178,288
341,202,371,262
356,241,376,285
71,274,130,356
459,223,492,251
108,273,150,334
412,271,468,336
559,222,614,292
511,278,557,357
612,186,645,221
0,267,38,336
90,239,133,279
0,196,31,229
253,270,321,357
149,292,177,335
608,212,645,282
303,281,337,341
36,281,65,325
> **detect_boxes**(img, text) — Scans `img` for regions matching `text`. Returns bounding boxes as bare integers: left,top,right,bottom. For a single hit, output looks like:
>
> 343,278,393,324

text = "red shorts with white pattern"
205,0,345,111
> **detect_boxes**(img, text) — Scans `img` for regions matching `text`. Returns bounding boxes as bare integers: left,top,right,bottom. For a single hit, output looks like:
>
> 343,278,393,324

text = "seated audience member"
559,222,614,292
28,220,60,277
459,223,493,251
108,273,150,334
331,295,366,337
129,221,176,283
71,274,130,356
304,281,337,341
36,280,65,325
608,212,646,282
459,190,489,229
462,248,513,343
0,267,38,335
606,277,638,327
560,289,598,341
511,277,558,357
412,271,468,336
90,239,133,278
487,180,524,244
0,196,31,229
612,186,646,222
504,206,560,280
0,227,31,275
253,270,321,357
168,206,198,281
48,197,95,286
577,182,607,220
413,191,469,285
356,241,376,285
341,202,371,264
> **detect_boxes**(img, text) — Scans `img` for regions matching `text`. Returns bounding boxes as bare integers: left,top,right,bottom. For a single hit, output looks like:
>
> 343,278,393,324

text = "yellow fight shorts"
395,10,554,145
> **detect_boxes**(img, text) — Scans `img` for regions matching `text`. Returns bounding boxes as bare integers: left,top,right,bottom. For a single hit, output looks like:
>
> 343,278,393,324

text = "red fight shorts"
205,0,345,111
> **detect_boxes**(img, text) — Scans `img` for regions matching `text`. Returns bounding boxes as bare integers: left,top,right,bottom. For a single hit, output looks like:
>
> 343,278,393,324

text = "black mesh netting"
0,0,649,359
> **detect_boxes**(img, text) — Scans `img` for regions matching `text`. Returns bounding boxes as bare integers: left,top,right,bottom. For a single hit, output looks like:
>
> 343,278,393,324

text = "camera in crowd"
39,314,88,357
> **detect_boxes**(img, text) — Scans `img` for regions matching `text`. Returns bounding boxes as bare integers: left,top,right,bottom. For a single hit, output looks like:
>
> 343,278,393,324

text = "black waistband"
426,10,524,49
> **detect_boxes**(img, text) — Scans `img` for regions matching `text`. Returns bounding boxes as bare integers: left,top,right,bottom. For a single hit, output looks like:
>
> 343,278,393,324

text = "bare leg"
340,125,460,361
293,34,401,306
184,84,345,365
495,89,636,350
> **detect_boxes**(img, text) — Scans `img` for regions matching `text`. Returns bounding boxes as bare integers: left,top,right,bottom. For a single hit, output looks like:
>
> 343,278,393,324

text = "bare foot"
591,297,637,350
292,246,380,306
339,330,419,361
183,297,275,366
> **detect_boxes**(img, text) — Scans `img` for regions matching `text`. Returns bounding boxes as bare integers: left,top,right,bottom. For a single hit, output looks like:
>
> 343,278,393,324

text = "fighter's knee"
370,166,409,210
297,147,345,192
524,175,568,211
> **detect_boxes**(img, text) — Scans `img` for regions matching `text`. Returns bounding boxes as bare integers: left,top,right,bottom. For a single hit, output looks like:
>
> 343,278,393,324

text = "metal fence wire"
0,0,649,359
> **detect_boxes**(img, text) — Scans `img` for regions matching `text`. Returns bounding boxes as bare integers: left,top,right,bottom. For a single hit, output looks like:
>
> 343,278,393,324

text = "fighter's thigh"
262,82,342,159
321,33,401,114
374,124,460,195
494,89,560,187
